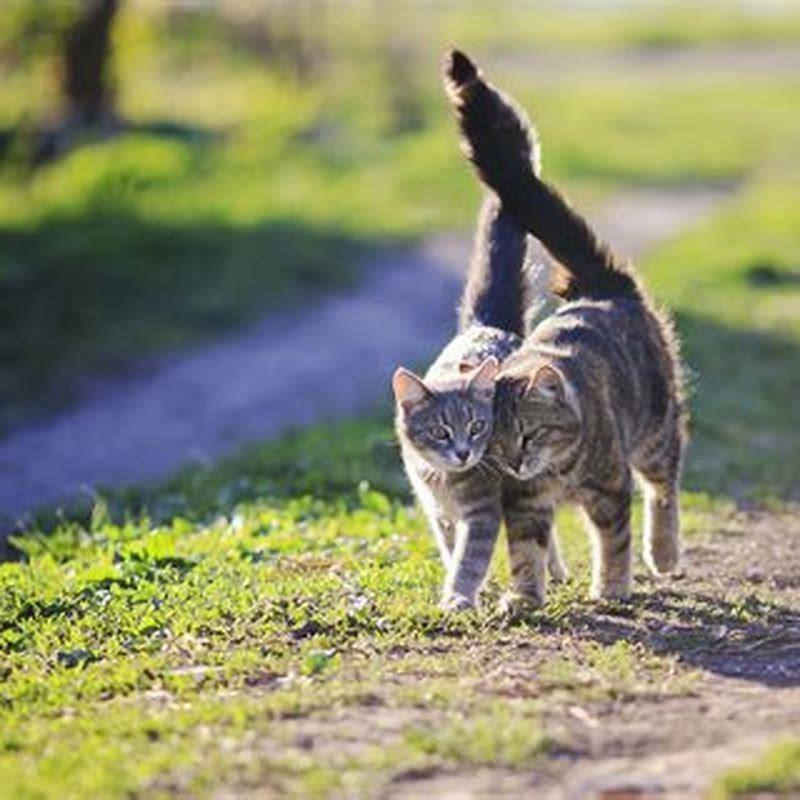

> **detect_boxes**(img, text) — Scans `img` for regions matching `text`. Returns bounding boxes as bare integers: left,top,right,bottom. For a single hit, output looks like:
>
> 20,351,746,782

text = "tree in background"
35,0,121,160
62,0,119,129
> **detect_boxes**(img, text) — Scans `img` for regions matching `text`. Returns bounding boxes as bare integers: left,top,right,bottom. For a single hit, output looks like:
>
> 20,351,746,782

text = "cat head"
393,358,499,472
492,364,582,480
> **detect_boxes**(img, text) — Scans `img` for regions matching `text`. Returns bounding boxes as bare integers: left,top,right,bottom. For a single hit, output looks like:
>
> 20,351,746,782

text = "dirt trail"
251,509,800,799
420,509,800,799
0,185,730,527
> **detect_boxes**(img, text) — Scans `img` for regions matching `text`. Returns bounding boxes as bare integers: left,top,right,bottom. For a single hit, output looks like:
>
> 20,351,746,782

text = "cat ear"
467,357,500,391
527,365,565,403
392,367,432,407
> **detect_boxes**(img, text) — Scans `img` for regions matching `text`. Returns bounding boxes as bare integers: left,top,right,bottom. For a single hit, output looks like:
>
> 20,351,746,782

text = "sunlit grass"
0,421,711,796
709,738,800,798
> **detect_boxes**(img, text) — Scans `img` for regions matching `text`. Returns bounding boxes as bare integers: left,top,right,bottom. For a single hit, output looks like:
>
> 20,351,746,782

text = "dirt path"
249,508,800,799
0,185,730,528
409,509,800,799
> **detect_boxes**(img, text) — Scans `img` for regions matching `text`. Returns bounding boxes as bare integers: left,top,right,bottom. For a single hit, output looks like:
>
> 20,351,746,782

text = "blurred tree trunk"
36,0,120,162
62,0,119,126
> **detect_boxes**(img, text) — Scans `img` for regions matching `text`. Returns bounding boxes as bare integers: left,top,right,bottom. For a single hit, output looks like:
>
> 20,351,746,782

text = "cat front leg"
410,472,456,570
547,528,569,583
499,482,554,614
440,502,501,611
580,474,633,601
429,515,456,571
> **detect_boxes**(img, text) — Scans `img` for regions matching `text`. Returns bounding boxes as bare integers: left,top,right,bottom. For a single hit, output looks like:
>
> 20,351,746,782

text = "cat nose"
455,447,470,464
510,455,523,473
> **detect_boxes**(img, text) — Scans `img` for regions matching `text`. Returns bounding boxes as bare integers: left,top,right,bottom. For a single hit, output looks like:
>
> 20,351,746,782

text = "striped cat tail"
448,50,539,335
458,193,528,335
443,49,638,301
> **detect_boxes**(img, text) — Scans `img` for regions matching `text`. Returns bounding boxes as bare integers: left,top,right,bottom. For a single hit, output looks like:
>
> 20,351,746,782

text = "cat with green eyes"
393,87,568,611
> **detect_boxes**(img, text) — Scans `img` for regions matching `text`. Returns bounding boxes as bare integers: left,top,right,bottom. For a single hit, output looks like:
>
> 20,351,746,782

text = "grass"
4,145,799,793
2,3,800,795
0,421,711,796
1,5,800,427
709,738,800,798
645,167,800,498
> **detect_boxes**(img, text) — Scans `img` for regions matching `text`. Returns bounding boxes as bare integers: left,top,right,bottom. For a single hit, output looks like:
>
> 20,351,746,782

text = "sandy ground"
0,185,731,529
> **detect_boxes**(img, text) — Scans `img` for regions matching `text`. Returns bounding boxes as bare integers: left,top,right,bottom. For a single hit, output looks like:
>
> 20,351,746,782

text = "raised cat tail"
458,193,528,335
453,53,540,336
443,49,638,302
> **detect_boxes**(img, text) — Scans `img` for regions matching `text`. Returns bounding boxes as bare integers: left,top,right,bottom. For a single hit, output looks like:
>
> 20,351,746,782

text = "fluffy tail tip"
443,48,478,88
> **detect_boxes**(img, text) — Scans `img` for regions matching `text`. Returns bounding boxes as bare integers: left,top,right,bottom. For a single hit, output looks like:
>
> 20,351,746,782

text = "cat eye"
522,428,547,450
429,425,451,441
521,434,535,451
522,426,556,449
468,419,487,437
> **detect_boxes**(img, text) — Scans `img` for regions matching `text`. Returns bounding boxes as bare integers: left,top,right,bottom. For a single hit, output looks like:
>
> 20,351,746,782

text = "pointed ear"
467,357,499,391
392,367,431,407
527,365,565,403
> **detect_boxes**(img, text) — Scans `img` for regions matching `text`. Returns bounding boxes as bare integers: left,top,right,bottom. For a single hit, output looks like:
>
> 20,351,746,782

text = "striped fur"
395,169,569,610
445,50,688,604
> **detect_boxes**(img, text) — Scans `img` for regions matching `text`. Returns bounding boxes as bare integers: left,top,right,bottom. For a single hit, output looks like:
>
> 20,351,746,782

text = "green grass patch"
644,169,800,498
405,701,550,767
1,412,713,797
709,738,800,798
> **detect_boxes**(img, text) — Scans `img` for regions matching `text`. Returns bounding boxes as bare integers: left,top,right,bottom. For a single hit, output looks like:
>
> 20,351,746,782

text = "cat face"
393,358,498,472
492,365,582,480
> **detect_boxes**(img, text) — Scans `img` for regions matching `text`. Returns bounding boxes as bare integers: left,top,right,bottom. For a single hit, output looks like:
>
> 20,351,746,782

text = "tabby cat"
393,172,568,610
443,50,688,608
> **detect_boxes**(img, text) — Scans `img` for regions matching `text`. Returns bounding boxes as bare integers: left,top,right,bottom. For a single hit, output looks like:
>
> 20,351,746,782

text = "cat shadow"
527,584,800,688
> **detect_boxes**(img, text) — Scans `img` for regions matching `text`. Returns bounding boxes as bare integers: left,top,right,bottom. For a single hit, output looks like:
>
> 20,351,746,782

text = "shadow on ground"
678,312,800,501
0,209,373,432
0,118,220,165
560,585,800,688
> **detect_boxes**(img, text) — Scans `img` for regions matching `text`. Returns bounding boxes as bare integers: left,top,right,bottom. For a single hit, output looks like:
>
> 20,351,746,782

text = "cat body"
493,296,685,603
443,50,687,607
393,179,568,610
398,323,567,608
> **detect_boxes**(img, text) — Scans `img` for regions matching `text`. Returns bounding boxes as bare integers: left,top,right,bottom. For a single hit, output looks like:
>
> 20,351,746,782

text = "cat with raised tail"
392,154,568,611
442,49,687,610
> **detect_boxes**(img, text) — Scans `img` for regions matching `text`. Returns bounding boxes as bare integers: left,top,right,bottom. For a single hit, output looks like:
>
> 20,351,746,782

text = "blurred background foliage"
0,0,799,450
1,7,800,792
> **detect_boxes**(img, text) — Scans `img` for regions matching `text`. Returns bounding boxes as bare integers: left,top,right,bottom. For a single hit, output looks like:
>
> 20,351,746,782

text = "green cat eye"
430,425,451,441
468,419,487,436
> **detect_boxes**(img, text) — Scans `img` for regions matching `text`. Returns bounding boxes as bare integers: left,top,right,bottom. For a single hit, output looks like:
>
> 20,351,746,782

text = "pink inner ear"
468,357,499,390
529,365,564,401
392,367,430,406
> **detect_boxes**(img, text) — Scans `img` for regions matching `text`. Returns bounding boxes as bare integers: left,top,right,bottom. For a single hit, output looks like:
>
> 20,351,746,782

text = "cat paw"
590,582,632,602
548,557,570,584
439,593,476,613
498,591,544,618
644,541,680,576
